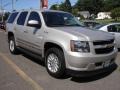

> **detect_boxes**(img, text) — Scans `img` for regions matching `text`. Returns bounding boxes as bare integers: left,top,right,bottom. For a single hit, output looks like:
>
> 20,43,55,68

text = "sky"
2,0,77,11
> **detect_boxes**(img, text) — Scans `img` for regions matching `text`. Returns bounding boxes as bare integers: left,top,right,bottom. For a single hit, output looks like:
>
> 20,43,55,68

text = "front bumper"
67,63,117,77
65,48,118,71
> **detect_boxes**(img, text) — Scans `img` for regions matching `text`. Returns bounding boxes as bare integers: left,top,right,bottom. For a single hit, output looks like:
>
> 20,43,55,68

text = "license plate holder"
103,60,110,67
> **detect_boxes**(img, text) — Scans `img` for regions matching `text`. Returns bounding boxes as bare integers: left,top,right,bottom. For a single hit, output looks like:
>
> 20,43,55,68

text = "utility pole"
0,0,2,9
12,0,14,11
40,0,42,10
1,0,3,22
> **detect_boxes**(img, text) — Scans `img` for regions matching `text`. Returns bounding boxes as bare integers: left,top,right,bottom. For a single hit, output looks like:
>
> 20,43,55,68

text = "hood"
53,27,114,41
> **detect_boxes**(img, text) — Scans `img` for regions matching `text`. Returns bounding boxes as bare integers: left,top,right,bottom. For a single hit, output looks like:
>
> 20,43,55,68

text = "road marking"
0,31,4,33
0,52,43,90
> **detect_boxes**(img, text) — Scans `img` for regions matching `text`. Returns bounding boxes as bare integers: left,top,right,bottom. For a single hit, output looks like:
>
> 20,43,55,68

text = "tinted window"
108,25,117,32
108,24,120,32
42,12,84,27
7,12,18,23
17,12,28,25
116,25,120,32
27,12,41,27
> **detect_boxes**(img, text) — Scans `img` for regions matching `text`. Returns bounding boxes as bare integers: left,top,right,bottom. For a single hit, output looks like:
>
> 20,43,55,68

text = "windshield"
42,12,84,27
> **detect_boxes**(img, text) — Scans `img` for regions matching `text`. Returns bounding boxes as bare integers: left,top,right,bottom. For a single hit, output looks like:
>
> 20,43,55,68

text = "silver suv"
6,9,118,78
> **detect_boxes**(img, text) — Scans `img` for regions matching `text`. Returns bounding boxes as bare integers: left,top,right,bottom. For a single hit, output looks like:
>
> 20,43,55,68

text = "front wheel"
45,48,66,78
9,36,19,54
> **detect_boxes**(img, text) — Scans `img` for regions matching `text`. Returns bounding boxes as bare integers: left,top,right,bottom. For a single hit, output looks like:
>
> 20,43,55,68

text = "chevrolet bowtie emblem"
105,44,113,48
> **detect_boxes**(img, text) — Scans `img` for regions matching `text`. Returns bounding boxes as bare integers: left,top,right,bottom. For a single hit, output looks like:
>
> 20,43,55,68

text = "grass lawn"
81,19,120,24
96,19,120,24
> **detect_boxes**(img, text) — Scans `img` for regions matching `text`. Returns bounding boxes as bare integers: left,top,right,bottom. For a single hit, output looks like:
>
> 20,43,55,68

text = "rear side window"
7,12,18,23
17,12,28,25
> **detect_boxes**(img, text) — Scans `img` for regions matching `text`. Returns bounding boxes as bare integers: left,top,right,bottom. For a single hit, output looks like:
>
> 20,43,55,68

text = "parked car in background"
82,20,101,28
94,23,120,48
0,21,6,30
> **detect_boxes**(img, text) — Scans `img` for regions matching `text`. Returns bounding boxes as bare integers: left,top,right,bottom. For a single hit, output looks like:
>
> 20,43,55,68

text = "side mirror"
27,20,41,28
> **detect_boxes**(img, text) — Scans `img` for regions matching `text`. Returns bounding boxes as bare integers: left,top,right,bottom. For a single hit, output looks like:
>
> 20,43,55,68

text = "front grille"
93,39,114,54
93,39,114,45
95,46,114,54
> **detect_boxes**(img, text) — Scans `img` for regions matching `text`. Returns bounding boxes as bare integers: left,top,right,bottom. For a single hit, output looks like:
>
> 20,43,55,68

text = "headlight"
70,40,90,52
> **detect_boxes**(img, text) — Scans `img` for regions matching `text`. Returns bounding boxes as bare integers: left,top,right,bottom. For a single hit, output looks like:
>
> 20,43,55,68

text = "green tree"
74,0,103,14
72,8,79,16
0,12,10,21
59,0,72,12
50,4,59,10
64,0,72,12
59,2,66,11
4,12,10,21
111,7,120,21
103,0,120,11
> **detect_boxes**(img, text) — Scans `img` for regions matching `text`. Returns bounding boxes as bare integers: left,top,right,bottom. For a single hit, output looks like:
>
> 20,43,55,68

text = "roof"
11,9,68,13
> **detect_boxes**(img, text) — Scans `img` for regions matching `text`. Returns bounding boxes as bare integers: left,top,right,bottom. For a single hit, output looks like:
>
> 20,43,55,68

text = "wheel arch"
8,32,14,42
44,42,65,56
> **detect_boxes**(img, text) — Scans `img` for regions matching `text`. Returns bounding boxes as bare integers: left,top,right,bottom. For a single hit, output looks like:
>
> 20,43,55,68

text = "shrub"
111,7,120,21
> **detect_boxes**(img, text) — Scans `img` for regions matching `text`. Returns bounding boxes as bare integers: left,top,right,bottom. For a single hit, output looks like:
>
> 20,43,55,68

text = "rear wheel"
45,48,66,78
9,36,19,54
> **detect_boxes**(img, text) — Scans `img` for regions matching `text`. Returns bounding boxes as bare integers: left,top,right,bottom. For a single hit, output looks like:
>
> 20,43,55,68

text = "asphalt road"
0,30,120,90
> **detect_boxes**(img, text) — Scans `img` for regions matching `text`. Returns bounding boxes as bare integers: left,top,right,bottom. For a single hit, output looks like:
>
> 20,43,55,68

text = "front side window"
27,11,41,28
42,12,84,27
7,12,18,23
17,12,28,25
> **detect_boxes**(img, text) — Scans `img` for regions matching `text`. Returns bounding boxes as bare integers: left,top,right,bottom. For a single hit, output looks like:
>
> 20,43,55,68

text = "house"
96,12,111,20
78,11,90,19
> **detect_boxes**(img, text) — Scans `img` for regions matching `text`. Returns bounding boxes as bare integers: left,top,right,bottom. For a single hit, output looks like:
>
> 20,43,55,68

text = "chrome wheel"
47,53,59,73
10,40,15,52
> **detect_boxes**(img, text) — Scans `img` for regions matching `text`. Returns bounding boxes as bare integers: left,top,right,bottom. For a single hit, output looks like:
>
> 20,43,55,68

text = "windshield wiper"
65,24,85,27
47,24,64,27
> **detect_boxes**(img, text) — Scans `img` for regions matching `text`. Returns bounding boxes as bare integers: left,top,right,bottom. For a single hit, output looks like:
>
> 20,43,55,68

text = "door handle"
14,27,17,31
24,30,28,33
44,31,48,33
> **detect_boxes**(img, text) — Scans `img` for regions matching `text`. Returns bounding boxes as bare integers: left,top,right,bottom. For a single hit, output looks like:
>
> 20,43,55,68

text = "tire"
9,36,19,54
45,48,66,78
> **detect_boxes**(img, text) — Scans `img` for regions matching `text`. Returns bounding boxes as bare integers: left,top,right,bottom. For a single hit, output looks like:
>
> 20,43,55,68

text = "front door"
24,11,43,55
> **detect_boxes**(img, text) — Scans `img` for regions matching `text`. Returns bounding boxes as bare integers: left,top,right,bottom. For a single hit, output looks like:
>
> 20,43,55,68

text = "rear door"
7,12,19,37
15,11,29,48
